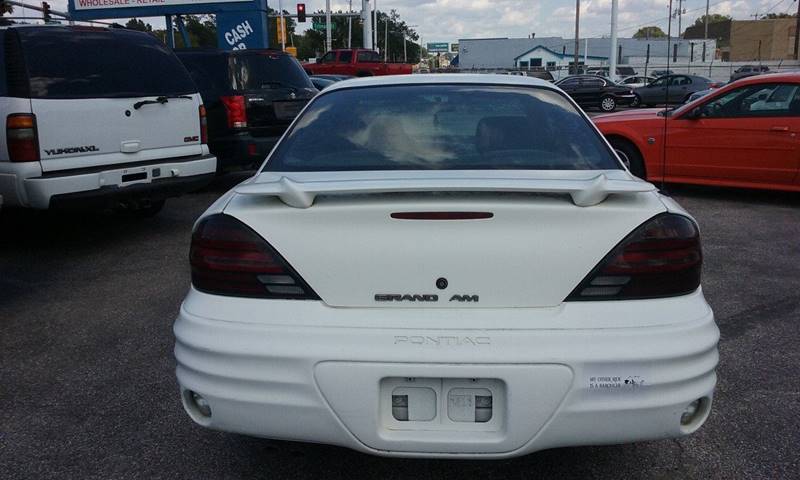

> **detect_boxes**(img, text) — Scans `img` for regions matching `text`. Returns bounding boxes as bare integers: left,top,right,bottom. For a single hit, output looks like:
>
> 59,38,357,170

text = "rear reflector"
190,214,318,299
566,213,702,301
221,95,247,129
7,113,39,163
391,212,494,220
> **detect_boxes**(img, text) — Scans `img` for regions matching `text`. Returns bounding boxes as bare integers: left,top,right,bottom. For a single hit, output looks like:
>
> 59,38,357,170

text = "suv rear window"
265,84,620,172
230,53,313,91
15,27,195,99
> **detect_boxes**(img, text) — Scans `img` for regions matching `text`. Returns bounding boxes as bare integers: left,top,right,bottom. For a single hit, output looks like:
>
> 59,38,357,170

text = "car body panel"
304,49,413,77
595,72,800,190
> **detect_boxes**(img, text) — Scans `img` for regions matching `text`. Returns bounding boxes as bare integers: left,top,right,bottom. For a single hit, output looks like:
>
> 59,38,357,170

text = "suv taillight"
199,105,208,144
7,114,39,162
220,95,247,129
566,214,702,301
190,214,319,299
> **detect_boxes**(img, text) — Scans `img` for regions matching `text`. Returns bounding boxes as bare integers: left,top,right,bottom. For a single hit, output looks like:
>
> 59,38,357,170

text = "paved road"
1,177,798,480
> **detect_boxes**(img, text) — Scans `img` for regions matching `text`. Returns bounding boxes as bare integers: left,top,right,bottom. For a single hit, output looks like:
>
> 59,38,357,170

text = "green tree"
125,18,153,32
633,26,666,39
692,14,732,27
761,13,797,19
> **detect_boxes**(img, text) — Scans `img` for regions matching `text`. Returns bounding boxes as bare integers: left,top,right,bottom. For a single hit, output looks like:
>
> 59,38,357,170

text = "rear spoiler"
233,174,656,208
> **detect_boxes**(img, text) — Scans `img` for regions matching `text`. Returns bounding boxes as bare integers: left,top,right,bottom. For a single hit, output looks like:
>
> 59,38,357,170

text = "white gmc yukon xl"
0,25,216,215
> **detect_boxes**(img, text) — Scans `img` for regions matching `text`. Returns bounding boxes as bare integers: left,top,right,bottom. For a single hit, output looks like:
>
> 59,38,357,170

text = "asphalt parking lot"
1,175,798,480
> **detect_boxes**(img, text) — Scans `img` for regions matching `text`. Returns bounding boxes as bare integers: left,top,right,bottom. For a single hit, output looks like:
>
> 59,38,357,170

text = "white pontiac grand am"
174,74,719,459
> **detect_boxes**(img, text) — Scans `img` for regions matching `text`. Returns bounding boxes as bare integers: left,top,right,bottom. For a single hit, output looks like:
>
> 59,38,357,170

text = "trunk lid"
34,96,203,172
224,170,665,308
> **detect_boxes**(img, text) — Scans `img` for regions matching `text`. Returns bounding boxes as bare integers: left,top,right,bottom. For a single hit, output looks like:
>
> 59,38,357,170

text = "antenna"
661,0,673,194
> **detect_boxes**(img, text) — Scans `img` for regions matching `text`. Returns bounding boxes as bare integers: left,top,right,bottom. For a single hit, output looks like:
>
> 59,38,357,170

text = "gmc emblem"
183,136,199,143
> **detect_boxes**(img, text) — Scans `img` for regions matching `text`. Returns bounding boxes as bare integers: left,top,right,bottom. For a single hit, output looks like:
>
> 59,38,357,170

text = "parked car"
0,25,216,214
555,75,636,112
310,76,336,90
685,88,715,103
174,74,718,458
594,72,800,191
587,66,637,77
303,49,413,77
620,75,656,89
176,49,317,171
730,65,769,82
631,74,720,107
650,69,674,77
502,70,555,81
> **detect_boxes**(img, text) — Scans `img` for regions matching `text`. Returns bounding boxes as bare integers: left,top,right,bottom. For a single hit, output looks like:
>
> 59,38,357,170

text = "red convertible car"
594,73,800,192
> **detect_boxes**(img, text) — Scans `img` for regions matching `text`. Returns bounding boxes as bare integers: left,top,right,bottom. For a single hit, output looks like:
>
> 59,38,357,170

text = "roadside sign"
313,22,336,31
450,43,459,53
285,46,298,57
427,42,449,53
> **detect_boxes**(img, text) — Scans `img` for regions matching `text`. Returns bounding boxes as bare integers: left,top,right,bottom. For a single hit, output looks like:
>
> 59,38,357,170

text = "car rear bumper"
209,133,281,169
174,288,719,458
18,154,216,209
614,94,636,105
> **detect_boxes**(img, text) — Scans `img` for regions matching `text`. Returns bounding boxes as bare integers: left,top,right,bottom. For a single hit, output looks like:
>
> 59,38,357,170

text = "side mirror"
686,107,703,120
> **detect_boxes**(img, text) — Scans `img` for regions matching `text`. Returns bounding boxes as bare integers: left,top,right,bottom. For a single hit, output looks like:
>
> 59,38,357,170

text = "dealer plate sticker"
589,375,646,390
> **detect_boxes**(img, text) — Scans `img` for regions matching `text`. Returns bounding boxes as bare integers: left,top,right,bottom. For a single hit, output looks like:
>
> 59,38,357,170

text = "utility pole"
373,0,377,52
348,0,352,48
279,0,285,51
795,0,800,59
573,0,580,74
677,0,684,38
703,0,709,62
326,0,332,52
362,0,372,50
609,0,618,81
384,13,388,61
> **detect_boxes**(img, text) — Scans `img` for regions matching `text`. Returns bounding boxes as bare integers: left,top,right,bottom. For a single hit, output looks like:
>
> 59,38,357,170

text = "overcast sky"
35,0,797,44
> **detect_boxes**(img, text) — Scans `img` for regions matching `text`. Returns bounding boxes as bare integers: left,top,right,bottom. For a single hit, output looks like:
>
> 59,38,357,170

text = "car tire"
630,94,642,107
600,96,617,112
609,138,646,179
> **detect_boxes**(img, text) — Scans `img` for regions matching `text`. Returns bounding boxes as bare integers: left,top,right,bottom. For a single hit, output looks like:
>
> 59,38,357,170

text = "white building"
513,45,606,70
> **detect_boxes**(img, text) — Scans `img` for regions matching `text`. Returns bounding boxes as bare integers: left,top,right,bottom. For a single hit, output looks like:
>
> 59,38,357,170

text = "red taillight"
199,105,208,144
566,214,702,301
220,95,247,129
7,114,39,162
190,214,318,299
709,82,721,89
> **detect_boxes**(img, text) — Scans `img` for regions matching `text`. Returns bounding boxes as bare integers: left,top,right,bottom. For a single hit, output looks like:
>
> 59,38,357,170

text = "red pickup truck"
303,49,413,77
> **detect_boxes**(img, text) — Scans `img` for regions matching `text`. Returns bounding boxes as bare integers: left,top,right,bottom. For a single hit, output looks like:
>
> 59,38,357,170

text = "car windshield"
230,53,313,90
264,84,620,172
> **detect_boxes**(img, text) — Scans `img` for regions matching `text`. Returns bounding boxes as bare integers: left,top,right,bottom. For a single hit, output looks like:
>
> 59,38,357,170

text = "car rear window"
16,28,195,99
230,53,313,91
265,84,620,172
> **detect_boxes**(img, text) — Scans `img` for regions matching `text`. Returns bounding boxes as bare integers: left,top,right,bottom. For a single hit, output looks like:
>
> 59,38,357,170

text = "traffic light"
42,2,51,22
297,3,306,22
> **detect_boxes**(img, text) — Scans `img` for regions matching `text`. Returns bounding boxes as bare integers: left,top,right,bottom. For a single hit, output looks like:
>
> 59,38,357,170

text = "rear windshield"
264,84,620,172
17,28,195,99
230,53,313,91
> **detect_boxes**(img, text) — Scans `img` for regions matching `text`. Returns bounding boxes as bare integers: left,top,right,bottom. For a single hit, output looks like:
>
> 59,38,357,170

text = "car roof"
730,71,800,85
323,73,557,93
